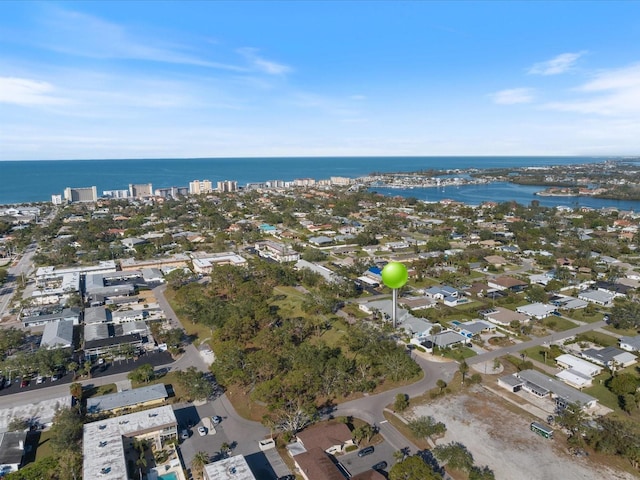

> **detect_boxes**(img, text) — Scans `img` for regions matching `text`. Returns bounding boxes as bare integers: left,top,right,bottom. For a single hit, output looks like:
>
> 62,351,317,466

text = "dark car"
277,476,295,480
357,446,375,457
372,461,388,471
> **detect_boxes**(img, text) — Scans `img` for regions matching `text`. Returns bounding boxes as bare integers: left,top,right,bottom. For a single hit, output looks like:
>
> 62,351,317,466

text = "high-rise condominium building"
217,180,238,193
129,183,153,199
63,186,97,203
189,180,213,195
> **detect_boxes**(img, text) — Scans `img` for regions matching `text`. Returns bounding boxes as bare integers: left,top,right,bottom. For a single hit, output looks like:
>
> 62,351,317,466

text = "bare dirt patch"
411,387,635,480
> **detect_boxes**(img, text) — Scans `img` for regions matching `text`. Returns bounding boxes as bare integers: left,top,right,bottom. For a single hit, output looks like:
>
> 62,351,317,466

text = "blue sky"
2,1,640,160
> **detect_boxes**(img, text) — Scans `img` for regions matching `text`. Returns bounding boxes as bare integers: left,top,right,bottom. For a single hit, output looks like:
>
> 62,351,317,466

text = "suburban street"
0,242,36,320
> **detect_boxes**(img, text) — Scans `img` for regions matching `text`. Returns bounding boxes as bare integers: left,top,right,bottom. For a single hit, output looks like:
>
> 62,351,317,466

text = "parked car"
357,446,375,457
36,376,44,384
212,415,222,425
20,378,29,388
197,426,207,436
372,461,388,471
277,476,295,480
180,429,189,440
51,374,60,382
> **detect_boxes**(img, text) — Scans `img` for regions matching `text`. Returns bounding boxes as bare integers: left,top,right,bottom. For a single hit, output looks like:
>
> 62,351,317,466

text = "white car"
197,426,207,436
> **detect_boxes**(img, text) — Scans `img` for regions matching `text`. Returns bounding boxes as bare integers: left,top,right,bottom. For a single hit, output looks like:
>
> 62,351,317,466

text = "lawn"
541,316,577,332
34,429,53,461
441,346,477,360
567,309,606,323
575,330,618,347
520,346,552,365
271,285,308,318
603,324,639,337
583,374,620,411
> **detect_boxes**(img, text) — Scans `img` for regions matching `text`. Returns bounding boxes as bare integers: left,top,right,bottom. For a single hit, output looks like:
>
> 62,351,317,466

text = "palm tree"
191,451,209,480
459,360,469,384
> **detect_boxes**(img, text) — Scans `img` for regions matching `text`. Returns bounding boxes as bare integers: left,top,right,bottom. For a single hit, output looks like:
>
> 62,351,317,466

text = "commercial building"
21,307,82,328
82,405,178,480
63,186,97,203
40,319,74,349
189,179,213,195
155,186,188,198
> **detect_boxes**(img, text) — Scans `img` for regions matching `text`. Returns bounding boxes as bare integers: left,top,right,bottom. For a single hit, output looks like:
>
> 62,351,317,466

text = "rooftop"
86,384,168,414
83,405,177,480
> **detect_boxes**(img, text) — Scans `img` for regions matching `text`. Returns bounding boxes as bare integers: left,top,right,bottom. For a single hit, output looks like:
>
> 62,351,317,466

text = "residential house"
619,335,640,353
296,423,354,455
487,276,528,292
581,347,637,369
21,307,82,328
516,303,557,320
293,447,345,480
577,289,615,307
555,354,603,377
452,320,496,338
482,307,530,326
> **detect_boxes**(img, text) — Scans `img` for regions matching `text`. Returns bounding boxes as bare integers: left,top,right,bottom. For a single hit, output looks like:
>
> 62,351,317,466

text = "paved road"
0,242,36,321
467,320,607,365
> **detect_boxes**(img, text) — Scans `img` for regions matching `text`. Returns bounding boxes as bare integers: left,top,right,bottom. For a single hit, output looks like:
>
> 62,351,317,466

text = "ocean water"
0,156,626,206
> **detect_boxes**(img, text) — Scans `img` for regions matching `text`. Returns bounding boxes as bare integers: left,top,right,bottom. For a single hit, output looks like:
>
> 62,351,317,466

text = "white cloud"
529,52,586,75
39,7,244,71
489,88,534,105
544,63,640,116
0,77,68,106
237,48,292,75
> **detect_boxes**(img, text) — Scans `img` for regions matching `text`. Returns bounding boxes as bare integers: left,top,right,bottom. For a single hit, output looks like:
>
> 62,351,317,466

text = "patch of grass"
34,429,53,461
567,310,605,323
575,330,618,347
441,347,477,360
583,374,620,411
382,411,431,450
271,286,308,318
603,324,639,337
224,385,270,422
520,346,549,364
84,383,118,398
541,316,577,332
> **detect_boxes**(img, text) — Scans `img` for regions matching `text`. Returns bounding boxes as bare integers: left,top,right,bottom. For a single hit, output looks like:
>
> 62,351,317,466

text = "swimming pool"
158,472,178,480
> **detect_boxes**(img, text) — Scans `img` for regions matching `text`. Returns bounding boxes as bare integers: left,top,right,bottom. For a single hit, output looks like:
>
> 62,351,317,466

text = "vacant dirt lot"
412,387,635,480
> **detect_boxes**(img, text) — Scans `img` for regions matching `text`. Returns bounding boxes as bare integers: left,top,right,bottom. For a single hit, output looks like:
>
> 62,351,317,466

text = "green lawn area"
84,383,117,398
575,330,618,347
441,346,477,360
271,285,308,318
542,316,577,332
567,309,605,323
34,429,53,461
603,324,639,337
520,346,552,365
583,374,620,411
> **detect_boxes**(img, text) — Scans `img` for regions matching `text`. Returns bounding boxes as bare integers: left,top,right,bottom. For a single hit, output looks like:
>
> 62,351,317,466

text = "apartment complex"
129,183,153,199
189,179,213,194
217,180,238,192
63,186,97,203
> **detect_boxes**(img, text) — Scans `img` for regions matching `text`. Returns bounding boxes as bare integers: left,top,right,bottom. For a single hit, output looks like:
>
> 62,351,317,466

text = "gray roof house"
21,307,81,328
0,431,27,475
577,289,615,307
581,346,637,369
516,303,557,319
619,335,640,353
40,319,74,349
516,369,598,410
86,384,168,414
